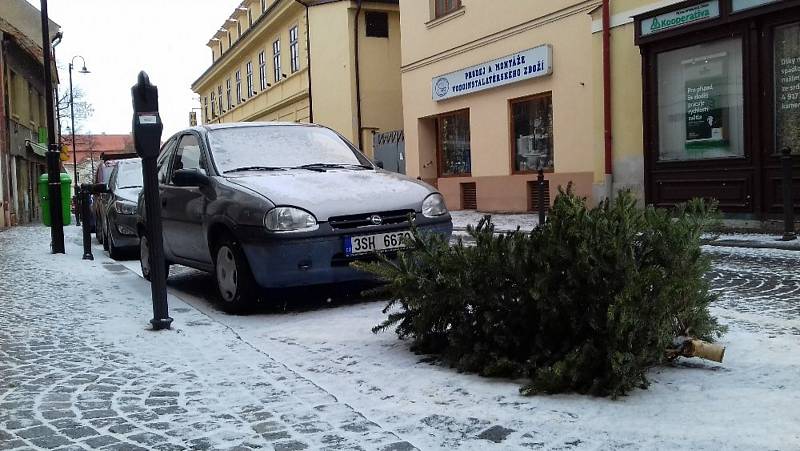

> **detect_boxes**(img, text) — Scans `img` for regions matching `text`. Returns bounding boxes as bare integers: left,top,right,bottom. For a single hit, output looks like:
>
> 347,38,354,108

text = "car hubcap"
140,237,150,276
216,246,238,302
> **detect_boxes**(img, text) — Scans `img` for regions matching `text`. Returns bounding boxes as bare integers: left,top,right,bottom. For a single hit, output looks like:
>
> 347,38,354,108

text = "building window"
437,110,471,176
434,0,461,19
246,61,254,97
259,51,267,90
261,0,267,13
248,9,253,27
217,85,223,114
227,31,231,48
226,78,232,109
289,26,300,73
366,12,389,38
273,39,282,82
237,21,242,39
511,93,553,172
235,70,242,103
218,41,223,56
774,22,800,155
656,38,744,161
210,92,216,118
203,96,208,121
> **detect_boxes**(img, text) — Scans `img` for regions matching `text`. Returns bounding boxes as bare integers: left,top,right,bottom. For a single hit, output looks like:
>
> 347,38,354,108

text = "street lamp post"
68,55,90,225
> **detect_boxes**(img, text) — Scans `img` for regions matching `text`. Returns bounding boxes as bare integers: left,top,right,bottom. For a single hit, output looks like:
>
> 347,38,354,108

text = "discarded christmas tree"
355,187,726,398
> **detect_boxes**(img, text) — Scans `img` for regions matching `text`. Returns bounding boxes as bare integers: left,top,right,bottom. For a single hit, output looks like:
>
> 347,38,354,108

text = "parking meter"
131,71,172,330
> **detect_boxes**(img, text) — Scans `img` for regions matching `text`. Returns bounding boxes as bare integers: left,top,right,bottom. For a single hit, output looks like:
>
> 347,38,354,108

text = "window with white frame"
210,92,216,118
273,39,281,82
226,78,232,109
261,0,267,13
237,21,242,39
259,51,267,90
235,70,242,103
203,96,208,121
290,26,300,73
246,61,254,97
217,85,223,114
248,9,253,27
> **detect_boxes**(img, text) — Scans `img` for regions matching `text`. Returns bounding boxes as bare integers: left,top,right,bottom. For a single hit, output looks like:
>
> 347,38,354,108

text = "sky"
27,0,241,137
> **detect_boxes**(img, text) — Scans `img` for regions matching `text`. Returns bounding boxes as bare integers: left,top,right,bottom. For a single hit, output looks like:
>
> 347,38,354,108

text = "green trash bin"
39,173,72,226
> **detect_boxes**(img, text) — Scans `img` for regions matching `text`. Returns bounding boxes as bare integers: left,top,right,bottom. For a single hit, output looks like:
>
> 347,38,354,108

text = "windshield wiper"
224,166,286,173
293,163,373,171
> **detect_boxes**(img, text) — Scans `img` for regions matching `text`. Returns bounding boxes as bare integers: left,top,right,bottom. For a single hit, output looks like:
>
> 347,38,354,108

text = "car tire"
108,226,122,261
140,233,169,282
102,224,110,251
213,234,257,314
96,220,104,244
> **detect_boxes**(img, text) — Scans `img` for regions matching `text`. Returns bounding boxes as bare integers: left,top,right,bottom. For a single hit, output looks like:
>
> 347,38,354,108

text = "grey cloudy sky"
28,0,240,137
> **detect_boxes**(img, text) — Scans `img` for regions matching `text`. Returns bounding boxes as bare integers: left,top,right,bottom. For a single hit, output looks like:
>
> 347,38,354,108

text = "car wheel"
102,224,109,251
140,234,169,282
213,235,257,314
108,224,122,261
96,220,104,244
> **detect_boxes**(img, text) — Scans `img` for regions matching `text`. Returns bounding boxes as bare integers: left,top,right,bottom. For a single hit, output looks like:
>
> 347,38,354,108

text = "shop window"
366,12,389,38
774,22,800,155
437,110,471,176
434,0,461,19
656,38,744,161
511,93,553,172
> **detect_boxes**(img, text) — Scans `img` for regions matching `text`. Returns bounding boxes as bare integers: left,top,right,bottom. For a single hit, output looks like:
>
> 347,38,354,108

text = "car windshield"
115,161,143,189
207,125,370,173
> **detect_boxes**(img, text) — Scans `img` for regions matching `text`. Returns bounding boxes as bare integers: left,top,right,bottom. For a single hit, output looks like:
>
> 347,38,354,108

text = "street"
1,224,799,450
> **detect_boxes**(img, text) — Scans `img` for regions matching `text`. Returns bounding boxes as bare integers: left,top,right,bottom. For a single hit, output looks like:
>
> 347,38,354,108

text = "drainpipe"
354,0,364,150
602,0,613,201
293,0,313,122
0,36,10,226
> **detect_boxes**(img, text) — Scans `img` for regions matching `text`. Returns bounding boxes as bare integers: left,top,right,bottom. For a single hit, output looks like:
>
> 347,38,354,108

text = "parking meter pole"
131,71,172,331
40,0,64,254
781,147,796,241
537,168,546,226
80,185,93,260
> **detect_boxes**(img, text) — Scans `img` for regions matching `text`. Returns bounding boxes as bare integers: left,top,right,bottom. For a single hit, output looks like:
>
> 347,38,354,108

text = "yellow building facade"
590,0,800,218
400,0,599,212
192,0,403,158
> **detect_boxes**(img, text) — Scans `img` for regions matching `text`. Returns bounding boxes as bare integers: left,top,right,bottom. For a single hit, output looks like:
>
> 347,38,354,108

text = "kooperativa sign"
641,1,720,36
432,45,553,101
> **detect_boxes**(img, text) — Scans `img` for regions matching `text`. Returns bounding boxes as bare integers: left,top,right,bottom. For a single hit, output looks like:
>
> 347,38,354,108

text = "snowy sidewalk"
451,210,800,251
1,225,800,450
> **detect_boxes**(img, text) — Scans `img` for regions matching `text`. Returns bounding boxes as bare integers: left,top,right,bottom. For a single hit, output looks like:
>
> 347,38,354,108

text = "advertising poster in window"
683,56,731,157
775,23,800,155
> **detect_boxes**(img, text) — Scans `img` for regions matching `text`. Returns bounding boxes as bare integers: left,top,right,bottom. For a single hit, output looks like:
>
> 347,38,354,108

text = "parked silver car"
137,122,452,312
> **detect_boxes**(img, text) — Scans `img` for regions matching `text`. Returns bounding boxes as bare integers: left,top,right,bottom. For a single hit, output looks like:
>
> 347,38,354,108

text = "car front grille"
328,209,415,230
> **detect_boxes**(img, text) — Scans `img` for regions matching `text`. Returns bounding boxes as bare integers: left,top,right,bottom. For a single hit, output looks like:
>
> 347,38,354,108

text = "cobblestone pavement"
0,226,415,451
1,226,799,450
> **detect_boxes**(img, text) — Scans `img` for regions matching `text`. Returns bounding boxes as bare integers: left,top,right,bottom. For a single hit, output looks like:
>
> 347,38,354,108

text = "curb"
453,227,800,252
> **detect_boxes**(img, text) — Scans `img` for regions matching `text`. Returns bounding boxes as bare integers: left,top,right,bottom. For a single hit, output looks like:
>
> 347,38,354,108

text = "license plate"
345,230,413,256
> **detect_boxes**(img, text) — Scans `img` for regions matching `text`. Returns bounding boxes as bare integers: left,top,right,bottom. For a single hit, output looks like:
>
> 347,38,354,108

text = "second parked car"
102,159,143,259
137,122,452,312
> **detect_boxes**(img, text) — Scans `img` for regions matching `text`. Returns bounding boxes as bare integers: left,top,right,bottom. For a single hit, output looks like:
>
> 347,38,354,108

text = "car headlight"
422,193,448,218
264,207,318,232
114,200,137,215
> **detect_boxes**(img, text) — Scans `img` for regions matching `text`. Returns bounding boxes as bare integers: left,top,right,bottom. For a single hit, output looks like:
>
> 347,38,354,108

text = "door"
373,130,405,174
761,18,800,215
161,133,210,263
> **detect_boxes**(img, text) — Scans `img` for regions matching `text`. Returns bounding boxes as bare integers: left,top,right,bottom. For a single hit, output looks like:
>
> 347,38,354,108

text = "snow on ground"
2,225,800,450
449,210,539,232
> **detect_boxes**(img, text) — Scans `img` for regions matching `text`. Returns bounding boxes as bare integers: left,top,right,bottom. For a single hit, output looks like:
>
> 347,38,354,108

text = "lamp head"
79,66,90,74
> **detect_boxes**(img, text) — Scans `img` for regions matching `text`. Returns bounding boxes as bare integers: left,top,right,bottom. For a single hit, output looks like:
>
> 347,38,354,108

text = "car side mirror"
173,169,210,187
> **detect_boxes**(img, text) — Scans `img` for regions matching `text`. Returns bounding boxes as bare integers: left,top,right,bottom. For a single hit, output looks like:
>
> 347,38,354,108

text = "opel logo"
369,215,383,225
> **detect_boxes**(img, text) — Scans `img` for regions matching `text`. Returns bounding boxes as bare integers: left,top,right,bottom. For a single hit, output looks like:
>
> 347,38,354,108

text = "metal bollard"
781,147,796,241
80,185,93,260
537,167,546,226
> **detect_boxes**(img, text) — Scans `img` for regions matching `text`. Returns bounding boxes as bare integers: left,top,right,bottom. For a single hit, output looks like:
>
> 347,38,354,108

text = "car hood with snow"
225,169,437,221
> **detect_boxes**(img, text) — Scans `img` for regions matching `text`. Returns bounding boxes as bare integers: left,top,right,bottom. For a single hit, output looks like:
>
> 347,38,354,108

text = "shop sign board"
431,45,552,101
641,1,719,36
731,0,781,13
